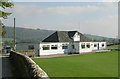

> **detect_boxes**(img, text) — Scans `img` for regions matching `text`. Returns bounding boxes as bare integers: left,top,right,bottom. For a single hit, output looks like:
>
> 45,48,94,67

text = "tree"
0,0,14,19
0,21,6,37
0,0,14,37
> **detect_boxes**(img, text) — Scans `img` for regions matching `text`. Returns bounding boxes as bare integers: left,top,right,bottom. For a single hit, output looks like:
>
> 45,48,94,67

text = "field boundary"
10,51,49,78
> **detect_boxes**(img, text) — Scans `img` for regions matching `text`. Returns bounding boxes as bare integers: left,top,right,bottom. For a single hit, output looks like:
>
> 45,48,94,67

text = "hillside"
4,27,55,43
4,27,119,44
84,34,119,44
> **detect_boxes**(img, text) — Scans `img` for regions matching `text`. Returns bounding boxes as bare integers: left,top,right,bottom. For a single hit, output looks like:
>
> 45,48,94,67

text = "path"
0,54,14,79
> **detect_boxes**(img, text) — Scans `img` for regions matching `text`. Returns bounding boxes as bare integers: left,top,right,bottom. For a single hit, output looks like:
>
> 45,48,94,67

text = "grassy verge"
33,51,118,77
107,45,119,49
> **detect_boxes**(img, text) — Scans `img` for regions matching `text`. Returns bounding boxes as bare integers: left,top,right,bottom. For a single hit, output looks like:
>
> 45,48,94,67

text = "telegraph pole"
13,18,16,51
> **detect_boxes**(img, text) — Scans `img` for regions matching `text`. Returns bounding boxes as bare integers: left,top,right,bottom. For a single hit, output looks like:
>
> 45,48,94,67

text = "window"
86,43,90,48
102,44,104,47
51,45,58,49
62,44,68,49
81,43,85,49
72,45,75,49
28,45,34,50
43,45,50,50
91,44,93,46
94,44,97,47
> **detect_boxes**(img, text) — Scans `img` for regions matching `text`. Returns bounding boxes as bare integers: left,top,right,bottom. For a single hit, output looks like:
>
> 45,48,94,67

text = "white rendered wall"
16,42,106,56
79,42,106,54
79,42,93,53
91,42,106,51
98,42,106,49
73,32,80,41
39,42,69,55
91,42,98,51
40,42,107,55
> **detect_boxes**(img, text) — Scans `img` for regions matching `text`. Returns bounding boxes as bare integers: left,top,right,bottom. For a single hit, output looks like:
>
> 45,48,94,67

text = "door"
97,43,99,50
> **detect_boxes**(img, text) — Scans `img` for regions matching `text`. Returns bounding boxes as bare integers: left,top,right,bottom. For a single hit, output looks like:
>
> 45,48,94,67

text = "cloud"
40,14,117,38
79,15,118,38
45,6,100,15
13,3,117,16
10,3,118,38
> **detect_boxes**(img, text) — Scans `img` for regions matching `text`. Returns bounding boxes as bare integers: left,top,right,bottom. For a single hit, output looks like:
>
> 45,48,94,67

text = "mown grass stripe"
33,51,118,77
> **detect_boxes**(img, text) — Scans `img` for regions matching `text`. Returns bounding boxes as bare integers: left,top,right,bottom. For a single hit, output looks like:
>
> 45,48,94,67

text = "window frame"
28,45,34,50
86,43,90,48
62,44,68,49
72,45,75,49
94,44,97,47
42,45,50,50
51,45,58,50
81,43,85,49
102,44,105,47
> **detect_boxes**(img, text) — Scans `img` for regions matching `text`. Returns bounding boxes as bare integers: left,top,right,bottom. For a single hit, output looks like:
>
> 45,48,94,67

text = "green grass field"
107,45,119,49
33,51,118,77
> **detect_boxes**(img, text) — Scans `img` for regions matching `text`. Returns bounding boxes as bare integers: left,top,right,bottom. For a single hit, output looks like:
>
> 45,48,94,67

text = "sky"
12,0,120,2
3,0,119,38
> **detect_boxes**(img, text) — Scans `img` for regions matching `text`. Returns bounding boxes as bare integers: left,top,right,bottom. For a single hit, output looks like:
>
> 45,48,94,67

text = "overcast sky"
3,0,119,38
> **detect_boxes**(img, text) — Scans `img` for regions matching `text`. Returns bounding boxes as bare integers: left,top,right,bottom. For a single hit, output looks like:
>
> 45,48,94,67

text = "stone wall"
10,51,48,79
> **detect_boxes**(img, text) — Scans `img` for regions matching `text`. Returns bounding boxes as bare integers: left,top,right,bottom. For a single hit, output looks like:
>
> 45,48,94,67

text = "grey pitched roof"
57,31,72,42
42,31,72,42
4,27,92,43
68,31,91,42
42,31,91,42
80,33,91,42
68,31,77,38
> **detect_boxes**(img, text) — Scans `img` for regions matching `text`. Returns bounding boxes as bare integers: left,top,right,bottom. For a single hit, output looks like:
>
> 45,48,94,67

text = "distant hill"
84,34,119,44
4,27,119,44
4,27,55,43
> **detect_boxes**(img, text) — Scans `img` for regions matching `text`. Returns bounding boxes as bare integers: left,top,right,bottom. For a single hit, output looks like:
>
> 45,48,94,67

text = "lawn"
107,45,119,49
33,51,118,77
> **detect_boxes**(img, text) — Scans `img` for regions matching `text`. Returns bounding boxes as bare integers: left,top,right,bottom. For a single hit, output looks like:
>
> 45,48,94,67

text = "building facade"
16,31,106,56
38,31,106,56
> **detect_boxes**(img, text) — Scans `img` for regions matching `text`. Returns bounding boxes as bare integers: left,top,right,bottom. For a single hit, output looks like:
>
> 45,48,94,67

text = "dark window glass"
43,47,49,50
86,43,90,48
51,47,57,49
102,44,104,47
51,45,58,49
72,45,75,49
62,44,68,49
62,46,68,49
81,43,85,49
43,45,49,50
28,45,34,50
94,44,97,47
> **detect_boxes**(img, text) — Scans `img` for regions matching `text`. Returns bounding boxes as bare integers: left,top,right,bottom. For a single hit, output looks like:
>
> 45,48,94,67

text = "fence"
10,51,48,79
17,50,35,57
